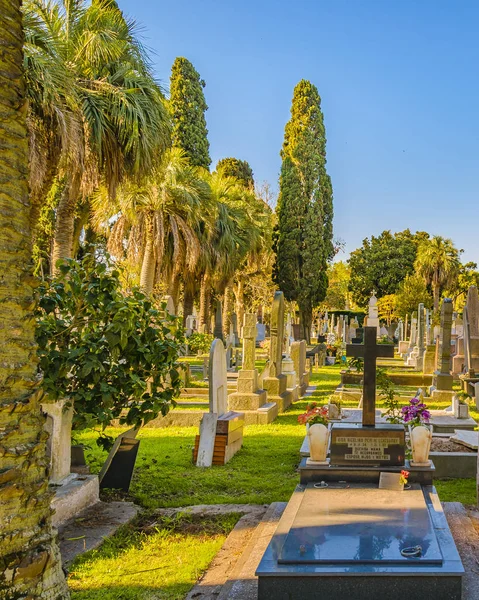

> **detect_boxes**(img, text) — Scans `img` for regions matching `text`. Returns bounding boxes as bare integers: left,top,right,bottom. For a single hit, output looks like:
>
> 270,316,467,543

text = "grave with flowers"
256,327,464,599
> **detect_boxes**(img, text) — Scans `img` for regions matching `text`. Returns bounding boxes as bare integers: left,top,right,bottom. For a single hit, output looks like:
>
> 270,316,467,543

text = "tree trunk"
234,279,245,330
0,3,69,597
168,276,181,312
222,282,233,339
299,307,312,343
140,212,156,295
29,143,60,234
183,284,194,327
51,170,81,275
199,271,211,333
71,199,91,258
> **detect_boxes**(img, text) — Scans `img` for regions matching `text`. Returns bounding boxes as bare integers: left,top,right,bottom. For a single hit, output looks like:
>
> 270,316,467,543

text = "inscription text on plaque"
330,424,405,466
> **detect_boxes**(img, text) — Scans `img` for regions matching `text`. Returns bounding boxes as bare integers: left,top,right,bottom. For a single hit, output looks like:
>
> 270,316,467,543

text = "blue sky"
121,0,479,263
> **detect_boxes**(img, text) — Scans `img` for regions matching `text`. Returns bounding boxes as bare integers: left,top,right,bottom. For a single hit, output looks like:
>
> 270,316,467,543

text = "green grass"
69,512,239,600
435,479,477,505
77,364,478,509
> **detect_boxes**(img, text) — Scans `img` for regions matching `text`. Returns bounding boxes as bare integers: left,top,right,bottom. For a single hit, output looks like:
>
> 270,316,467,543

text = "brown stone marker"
346,327,395,427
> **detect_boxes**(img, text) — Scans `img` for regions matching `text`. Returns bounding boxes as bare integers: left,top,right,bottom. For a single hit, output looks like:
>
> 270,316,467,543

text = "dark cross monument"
346,326,395,427
329,326,405,467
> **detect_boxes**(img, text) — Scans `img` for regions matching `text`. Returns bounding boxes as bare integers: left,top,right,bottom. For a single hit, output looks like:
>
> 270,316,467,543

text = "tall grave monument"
228,314,278,424
431,299,455,402
453,285,479,374
262,292,293,412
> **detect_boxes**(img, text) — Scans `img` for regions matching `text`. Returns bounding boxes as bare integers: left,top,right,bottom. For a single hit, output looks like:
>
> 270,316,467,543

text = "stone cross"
208,338,228,415
269,291,285,378
242,313,257,371
346,327,395,427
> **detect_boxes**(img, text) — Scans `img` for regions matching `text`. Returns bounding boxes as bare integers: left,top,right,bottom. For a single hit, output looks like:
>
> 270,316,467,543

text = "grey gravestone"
231,312,240,346
433,299,454,390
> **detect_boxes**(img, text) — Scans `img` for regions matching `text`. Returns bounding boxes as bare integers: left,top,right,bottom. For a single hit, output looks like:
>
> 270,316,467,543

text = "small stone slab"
430,412,477,433
450,429,479,450
196,413,218,467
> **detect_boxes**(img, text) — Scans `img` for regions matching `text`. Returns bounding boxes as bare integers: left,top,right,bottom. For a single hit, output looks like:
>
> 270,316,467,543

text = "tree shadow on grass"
70,582,218,600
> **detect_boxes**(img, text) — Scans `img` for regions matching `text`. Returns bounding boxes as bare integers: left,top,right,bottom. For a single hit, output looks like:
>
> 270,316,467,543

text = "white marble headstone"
208,338,228,416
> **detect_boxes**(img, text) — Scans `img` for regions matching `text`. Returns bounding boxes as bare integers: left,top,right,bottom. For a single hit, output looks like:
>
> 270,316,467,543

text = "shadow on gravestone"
99,427,140,492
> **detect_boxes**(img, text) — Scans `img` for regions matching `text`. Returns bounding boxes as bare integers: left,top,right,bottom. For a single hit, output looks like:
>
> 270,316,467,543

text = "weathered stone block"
228,391,267,411
263,374,287,397
236,370,258,393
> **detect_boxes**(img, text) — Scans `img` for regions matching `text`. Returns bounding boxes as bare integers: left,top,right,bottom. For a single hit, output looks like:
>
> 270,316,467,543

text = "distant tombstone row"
195,290,315,467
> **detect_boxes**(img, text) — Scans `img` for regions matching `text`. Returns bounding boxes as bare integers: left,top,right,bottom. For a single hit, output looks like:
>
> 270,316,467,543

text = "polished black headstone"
330,423,405,467
99,427,140,492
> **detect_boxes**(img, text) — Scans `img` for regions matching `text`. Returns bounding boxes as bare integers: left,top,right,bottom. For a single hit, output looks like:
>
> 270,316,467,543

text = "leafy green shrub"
187,332,214,354
377,368,402,424
36,254,184,449
347,356,364,372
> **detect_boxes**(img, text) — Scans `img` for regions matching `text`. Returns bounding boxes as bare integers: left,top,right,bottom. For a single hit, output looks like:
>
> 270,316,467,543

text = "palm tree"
415,236,460,312
93,148,209,297
197,171,266,335
0,1,69,596
24,0,171,273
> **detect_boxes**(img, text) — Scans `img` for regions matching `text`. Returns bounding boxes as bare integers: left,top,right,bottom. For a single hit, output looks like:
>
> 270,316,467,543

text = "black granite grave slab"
278,485,441,564
330,423,405,466
256,483,464,600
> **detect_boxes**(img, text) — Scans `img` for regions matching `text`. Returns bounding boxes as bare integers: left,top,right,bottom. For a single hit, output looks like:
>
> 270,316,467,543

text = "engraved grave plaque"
330,423,405,466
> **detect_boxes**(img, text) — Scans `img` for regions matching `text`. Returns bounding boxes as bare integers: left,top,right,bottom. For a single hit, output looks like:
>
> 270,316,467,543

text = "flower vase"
409,424,432,467
307,423,330,465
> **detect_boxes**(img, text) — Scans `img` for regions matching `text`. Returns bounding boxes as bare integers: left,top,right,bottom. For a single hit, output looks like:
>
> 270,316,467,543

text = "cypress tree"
216,157,254,188
273,80,334,339
169,57,211,168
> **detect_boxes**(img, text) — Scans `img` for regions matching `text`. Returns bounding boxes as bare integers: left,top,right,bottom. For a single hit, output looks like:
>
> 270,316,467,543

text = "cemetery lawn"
68,512,239,600
77,364,477,508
